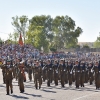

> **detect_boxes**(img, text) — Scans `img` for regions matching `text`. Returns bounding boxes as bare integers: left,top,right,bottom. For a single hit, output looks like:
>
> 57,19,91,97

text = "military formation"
1,55,100,95
0,44,100,95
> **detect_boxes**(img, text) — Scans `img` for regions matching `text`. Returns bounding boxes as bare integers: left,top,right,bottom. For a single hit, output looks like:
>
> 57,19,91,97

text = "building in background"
78,42,94,48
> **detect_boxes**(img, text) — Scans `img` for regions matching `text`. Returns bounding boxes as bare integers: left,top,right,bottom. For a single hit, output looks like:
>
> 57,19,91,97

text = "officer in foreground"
5,60,13,95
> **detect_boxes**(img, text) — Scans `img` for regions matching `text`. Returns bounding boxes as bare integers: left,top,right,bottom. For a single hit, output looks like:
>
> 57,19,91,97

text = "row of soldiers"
1,58,100,95
25,59,100,89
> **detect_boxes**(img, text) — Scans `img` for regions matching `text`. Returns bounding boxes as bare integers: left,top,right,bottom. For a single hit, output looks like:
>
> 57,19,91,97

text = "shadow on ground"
23,92,42,97
11,94,29,99
41,89,56,93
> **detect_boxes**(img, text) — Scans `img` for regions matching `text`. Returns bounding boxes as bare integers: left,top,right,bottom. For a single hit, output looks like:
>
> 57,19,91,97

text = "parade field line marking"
73,92,98,100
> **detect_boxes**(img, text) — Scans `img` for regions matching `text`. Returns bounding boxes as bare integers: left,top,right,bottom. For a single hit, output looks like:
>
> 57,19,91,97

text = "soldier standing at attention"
1,59,6,84
53,60,59,86
42,61,47,82
59,59,66,88
18,61,25,93
67,60,73,86
27,59,32,81
32,59,37,83
74,60,80,89
93,61,100,89
80,61,85,87
34,61,42,89
87,62,94,85
5,60,13,95
46,60,53,87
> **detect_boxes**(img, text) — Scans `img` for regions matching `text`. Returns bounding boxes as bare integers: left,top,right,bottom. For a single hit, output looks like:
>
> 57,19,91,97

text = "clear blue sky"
0,0,100,42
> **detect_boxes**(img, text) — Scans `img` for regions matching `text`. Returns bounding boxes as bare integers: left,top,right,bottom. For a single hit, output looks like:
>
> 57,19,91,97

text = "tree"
94,34,100,48
27,15,53,52
83,44,90,48
8,33,13,43
26,26,49,52
0,38,3,47
29,15,53,41
52,16,82,49
76,45,80,49
12,15,28,43
12,32,19,44
26,15,82,52
50,47,57,52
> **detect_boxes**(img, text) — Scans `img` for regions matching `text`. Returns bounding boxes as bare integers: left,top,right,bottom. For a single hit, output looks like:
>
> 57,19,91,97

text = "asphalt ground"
0,69,100,100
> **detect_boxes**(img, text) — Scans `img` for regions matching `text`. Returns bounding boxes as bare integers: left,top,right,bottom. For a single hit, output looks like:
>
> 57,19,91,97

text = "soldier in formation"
34,61,42,89
18,60,25,93
5,60,13,95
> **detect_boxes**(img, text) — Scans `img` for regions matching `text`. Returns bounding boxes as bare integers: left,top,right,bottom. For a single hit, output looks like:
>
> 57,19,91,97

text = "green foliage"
76,45,80,49
52,16,82,49
12,15,28,43
50,47,57,52
5,39,12,44
83,44,90,48
26,26,49,52
7,32,19,44
12,32,19,44
0,38,3,46
11,15,82,52
29,15,53,41
94,36,100,48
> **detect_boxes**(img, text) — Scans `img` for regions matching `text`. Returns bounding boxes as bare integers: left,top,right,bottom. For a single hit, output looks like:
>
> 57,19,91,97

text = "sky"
0,0,100,42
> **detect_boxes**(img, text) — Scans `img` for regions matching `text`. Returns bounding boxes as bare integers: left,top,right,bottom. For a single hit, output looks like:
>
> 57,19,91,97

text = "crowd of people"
0,43,100,95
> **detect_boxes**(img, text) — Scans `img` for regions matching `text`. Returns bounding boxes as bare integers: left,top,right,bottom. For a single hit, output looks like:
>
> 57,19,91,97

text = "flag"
18,33,23,46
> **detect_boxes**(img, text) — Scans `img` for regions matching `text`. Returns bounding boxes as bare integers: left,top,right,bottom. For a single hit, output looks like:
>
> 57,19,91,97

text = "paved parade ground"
0,69,100,100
